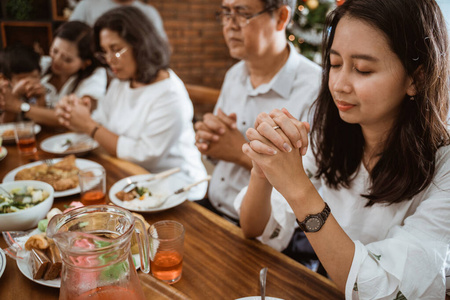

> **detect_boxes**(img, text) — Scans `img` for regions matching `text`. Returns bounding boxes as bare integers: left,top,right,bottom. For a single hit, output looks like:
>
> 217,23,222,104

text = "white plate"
109,172,192,212
2,158,103,197
17,251,140,289
0,248,6,279
17,253,60,288
0,123,41,142
40,133,99,155
0,146,7,161
236,297,284,300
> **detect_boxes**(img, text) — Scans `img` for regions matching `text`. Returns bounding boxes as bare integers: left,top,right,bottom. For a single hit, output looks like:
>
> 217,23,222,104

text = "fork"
154,175,211,207
122,167,181,193
43,158,54,166
60,136,93,152
0,186,13,198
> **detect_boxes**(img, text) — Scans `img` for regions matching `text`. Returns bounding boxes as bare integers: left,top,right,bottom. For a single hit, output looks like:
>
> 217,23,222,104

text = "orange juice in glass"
78,167,106,205
14,121,37,154
149,220,185,284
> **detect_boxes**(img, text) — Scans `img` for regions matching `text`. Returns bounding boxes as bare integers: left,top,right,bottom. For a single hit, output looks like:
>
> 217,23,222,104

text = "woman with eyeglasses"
1,21,107,126
56,6,208,199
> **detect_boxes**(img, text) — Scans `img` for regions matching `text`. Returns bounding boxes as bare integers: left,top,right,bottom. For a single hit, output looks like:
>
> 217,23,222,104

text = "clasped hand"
194,108,249,165
12,78,46,100
55,95,92,132
0,77,45,112
242,108,310,190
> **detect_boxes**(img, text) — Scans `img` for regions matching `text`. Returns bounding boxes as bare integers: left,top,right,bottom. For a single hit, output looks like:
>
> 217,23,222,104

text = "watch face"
305,217,322,232
21,102,31,112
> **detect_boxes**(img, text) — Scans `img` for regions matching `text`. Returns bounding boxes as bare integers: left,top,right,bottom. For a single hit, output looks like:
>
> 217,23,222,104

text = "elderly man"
69,0,167,40
194,0,321,223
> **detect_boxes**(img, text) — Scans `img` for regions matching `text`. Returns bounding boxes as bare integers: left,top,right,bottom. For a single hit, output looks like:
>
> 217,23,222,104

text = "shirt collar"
243,43,300,99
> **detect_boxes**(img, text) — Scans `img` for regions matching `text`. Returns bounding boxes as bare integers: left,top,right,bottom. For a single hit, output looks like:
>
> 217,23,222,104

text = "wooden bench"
185,84,220,122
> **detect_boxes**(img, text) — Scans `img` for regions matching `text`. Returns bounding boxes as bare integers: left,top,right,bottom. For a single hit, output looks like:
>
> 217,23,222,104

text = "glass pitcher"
47,205,150,300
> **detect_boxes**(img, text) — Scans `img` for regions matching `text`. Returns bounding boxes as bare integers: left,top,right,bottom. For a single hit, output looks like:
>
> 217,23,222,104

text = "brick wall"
151,0,236,89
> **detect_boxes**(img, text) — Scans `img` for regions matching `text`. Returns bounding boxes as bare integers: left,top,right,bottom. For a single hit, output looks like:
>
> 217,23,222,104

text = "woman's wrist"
90,124,101,138
284,179,324,220
86,121,100,137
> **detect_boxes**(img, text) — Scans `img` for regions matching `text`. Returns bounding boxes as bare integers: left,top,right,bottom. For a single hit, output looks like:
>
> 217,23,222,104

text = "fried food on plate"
15,155,79,191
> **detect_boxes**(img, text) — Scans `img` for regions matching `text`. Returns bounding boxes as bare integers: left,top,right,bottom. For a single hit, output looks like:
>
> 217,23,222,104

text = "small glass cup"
78,167,106,206
148,220,185,284
14,121,37,155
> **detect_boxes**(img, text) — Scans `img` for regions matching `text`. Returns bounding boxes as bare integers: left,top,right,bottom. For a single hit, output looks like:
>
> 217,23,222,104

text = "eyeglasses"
95,47,128,65
215,6,275,28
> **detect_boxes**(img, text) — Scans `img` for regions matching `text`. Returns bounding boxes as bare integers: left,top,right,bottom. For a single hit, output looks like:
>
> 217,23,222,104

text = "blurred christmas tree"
287,0,337,64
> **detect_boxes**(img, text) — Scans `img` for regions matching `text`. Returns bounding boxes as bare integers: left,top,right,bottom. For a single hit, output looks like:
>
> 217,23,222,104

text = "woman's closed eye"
330,64,341,69
353,66,372,75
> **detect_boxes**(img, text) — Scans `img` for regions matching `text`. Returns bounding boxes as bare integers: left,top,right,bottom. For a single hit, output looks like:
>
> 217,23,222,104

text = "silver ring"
272,125,281,130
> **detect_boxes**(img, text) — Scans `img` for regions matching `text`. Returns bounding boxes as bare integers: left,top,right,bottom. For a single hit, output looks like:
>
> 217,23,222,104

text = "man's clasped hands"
194,107,310,184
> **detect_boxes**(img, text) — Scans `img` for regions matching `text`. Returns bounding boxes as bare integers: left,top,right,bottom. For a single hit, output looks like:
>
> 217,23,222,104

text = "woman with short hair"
56,7,207,199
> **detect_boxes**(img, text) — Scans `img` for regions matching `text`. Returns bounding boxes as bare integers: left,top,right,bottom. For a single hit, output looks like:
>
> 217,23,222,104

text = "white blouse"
92,70,207,200
235,145,450,299
40,56,107,108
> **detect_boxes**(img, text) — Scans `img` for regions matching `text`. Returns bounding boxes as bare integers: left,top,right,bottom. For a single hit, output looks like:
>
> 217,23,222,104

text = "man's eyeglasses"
95,47,128,65
215,6,275,28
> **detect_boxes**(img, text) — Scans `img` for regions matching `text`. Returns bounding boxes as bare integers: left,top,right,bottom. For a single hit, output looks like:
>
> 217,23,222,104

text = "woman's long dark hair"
311,0,450,206
93,6,170,84
47,21,100,93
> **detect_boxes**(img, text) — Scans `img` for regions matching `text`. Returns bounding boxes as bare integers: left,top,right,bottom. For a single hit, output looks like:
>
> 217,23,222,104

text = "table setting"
0,126,343,300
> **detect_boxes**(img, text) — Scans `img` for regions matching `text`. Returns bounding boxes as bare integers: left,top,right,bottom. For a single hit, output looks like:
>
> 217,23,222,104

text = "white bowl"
0,180,54,231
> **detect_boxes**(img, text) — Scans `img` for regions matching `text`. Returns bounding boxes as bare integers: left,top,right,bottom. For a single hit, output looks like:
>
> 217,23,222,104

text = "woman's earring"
410,96,415,101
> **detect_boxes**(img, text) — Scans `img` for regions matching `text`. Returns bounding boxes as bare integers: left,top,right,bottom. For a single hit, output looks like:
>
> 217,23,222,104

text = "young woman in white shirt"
237,0,450,298
2,21,106,126
56,7,207,199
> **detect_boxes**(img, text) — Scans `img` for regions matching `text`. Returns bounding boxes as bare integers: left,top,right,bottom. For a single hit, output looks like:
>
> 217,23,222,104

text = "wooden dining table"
0,126,344,300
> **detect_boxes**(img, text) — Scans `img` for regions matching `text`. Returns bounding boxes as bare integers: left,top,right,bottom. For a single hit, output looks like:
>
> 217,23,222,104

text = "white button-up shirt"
209,43,322,219
235,145,450,299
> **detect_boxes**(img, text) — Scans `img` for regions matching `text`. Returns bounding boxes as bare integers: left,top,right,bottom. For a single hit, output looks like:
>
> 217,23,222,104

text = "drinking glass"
78,167,106,205
148,220,185,284
14,121,37,154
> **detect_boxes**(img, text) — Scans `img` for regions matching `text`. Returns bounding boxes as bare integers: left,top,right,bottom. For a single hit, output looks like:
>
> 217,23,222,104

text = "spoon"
260,267,268,300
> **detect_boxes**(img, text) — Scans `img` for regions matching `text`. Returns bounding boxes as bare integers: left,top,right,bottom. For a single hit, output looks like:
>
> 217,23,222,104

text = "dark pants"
282,228,327,276
195,198,240,226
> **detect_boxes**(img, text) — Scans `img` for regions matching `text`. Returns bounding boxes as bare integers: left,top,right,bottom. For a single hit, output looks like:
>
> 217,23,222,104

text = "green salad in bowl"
0,186,50,214
0,181,54,231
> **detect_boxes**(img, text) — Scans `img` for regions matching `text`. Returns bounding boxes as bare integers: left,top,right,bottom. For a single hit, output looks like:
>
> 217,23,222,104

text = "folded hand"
242,108,310,191
194,108,237,151
55,95,92,132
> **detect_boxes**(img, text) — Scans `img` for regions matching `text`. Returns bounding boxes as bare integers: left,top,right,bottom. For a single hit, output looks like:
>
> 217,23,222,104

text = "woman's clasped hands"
55,94,92,132
242,108,311,191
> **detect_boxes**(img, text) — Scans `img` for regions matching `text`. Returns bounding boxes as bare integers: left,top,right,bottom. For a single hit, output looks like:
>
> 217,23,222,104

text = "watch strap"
296,203,331,232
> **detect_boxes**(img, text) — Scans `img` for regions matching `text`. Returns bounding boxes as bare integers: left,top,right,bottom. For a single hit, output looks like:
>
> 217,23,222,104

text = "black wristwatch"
296,203,331,232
